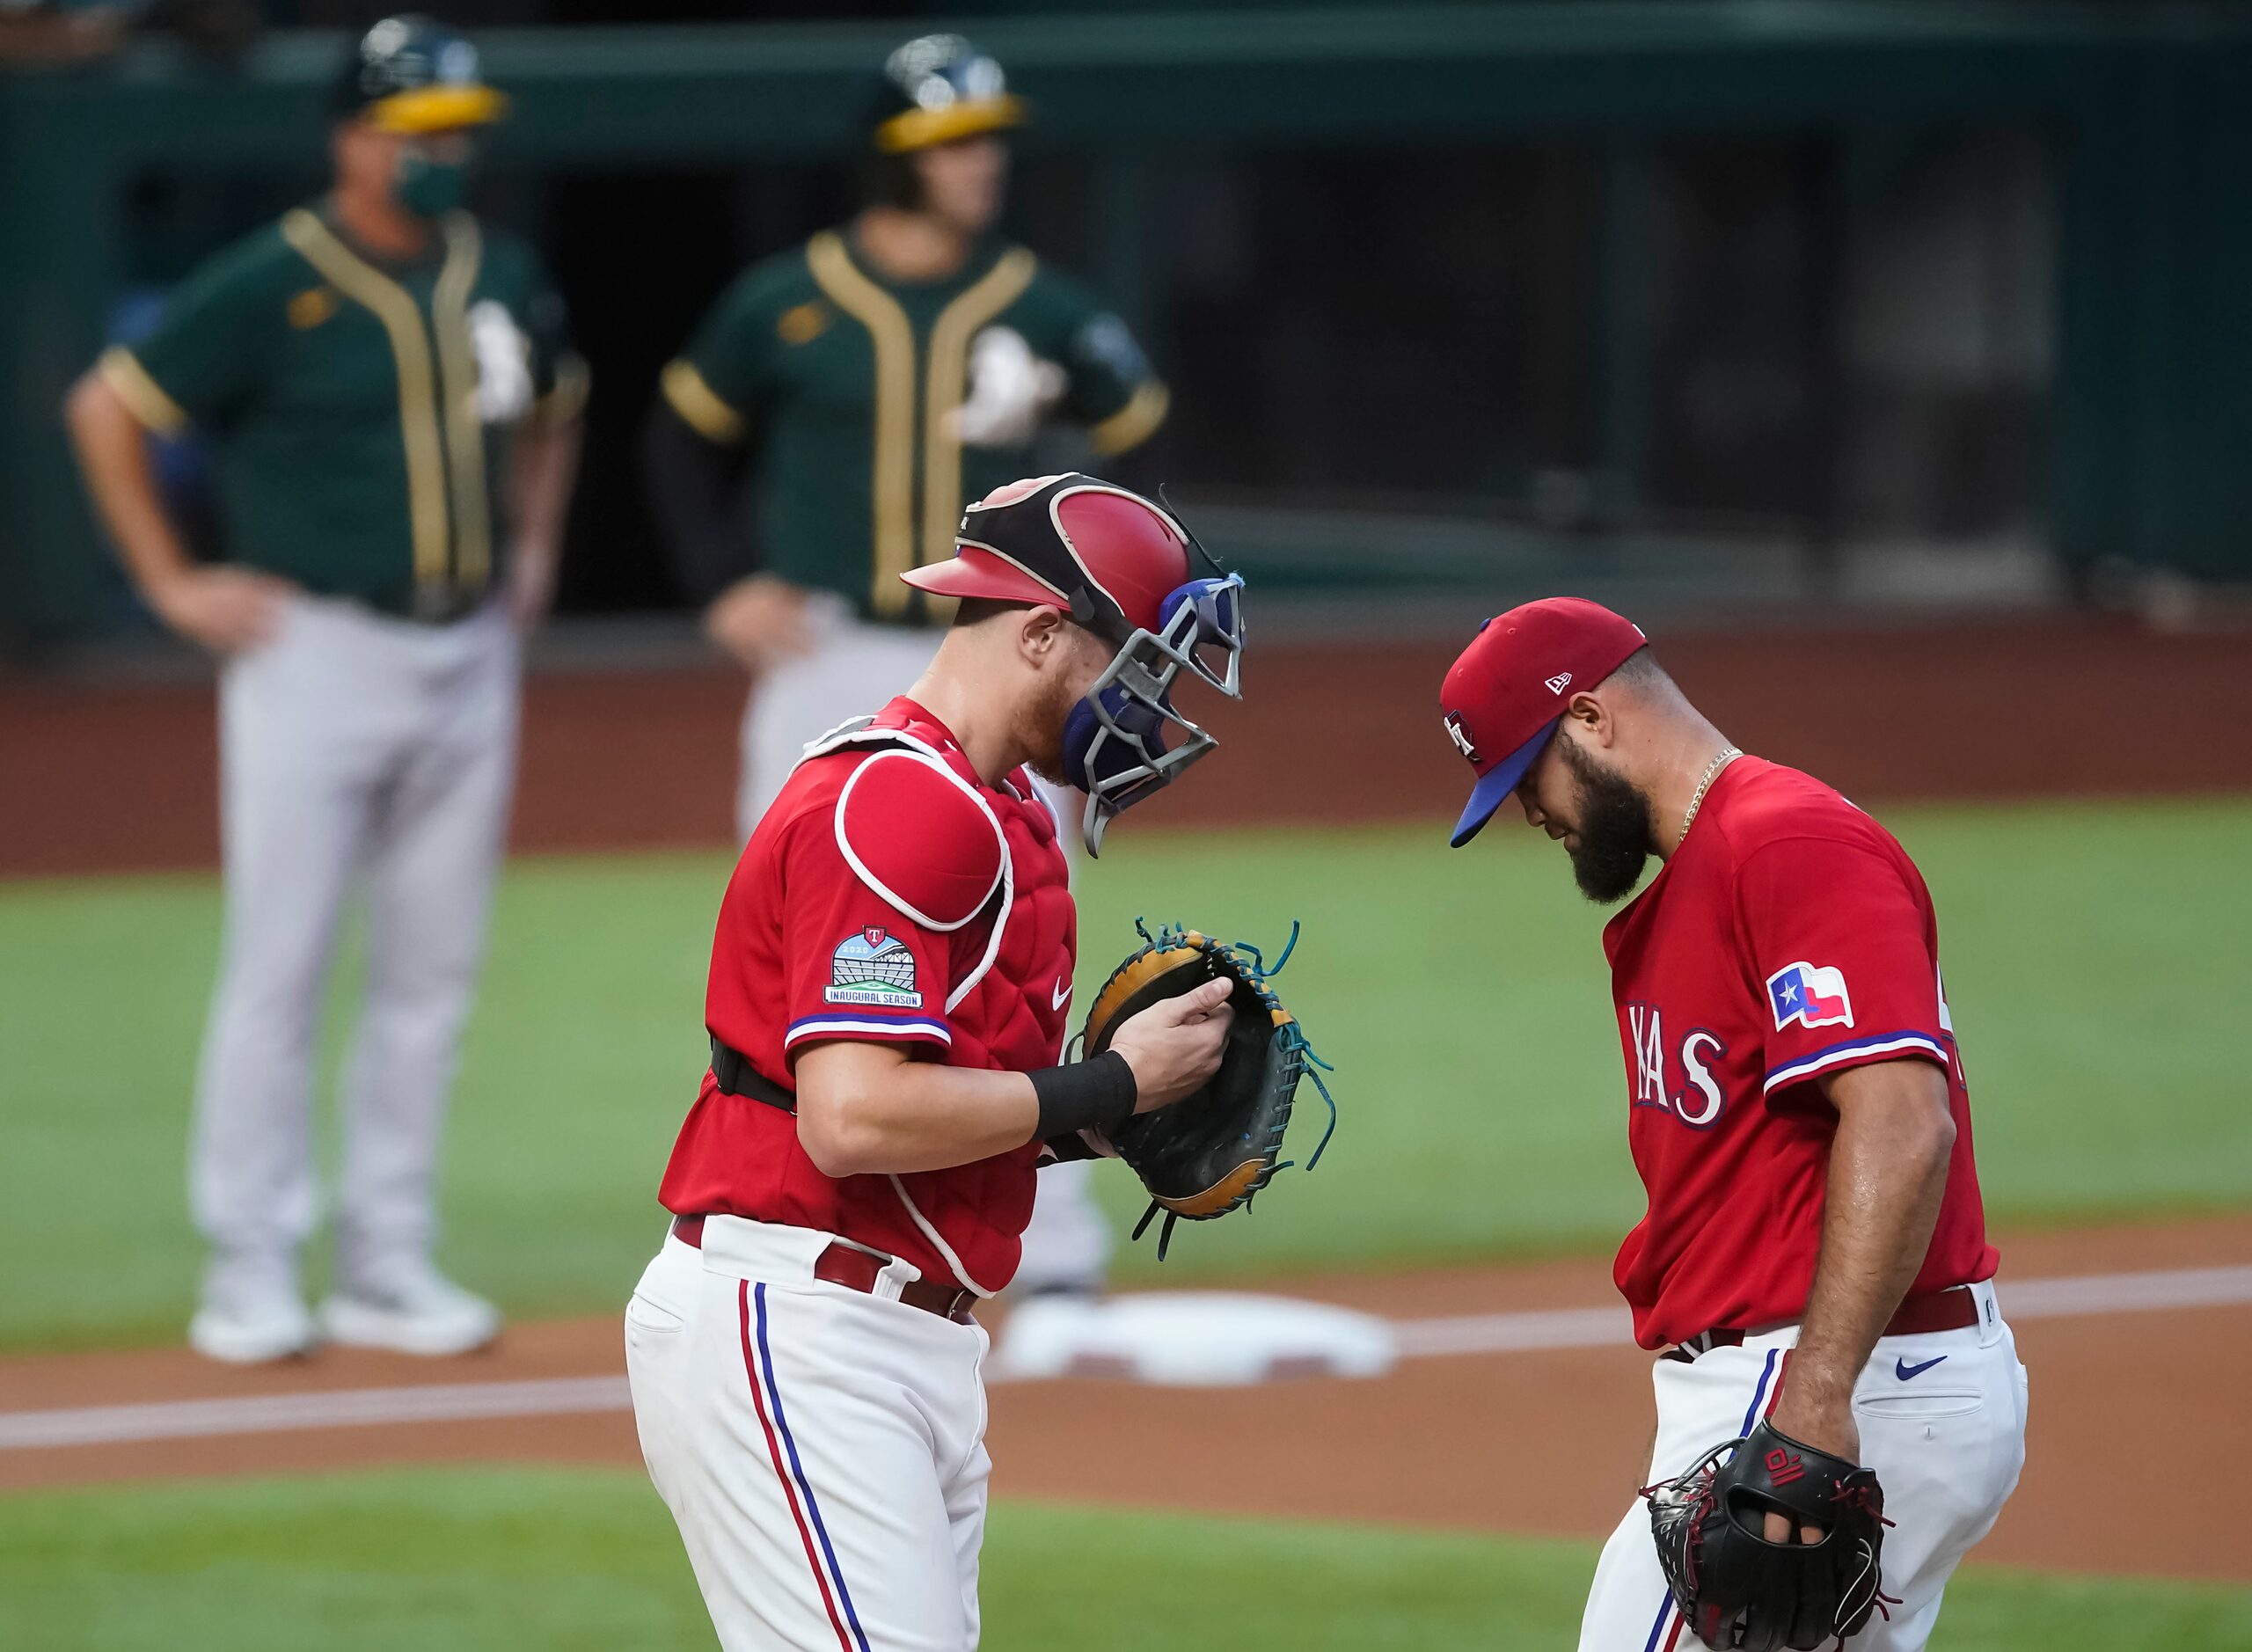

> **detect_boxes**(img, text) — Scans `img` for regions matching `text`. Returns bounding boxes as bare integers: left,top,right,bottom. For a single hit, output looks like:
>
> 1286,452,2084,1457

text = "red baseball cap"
1440,597,1649,847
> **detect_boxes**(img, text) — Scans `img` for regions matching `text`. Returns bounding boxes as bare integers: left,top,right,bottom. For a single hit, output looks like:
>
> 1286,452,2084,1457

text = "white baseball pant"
1576,1280,2028,1652
190,593,516,1279
733,594,1114,1295
626,1216,991,1651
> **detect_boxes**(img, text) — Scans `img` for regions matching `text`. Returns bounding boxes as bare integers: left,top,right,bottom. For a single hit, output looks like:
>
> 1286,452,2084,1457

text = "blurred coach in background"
642,33,1169,1309
62,14,586,1363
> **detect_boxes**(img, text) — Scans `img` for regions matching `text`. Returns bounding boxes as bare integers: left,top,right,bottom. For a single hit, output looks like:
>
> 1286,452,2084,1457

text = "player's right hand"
1108,976,1235,1114
149,566,294,654
705,574,814,673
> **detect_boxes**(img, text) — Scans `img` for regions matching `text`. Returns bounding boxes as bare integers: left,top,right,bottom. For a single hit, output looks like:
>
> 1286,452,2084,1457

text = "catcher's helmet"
330,15,506,134
906,474,1245,855
868,33,1024,154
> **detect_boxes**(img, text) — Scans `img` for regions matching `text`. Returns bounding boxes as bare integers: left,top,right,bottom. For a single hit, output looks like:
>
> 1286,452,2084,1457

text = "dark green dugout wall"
4,4,2251,640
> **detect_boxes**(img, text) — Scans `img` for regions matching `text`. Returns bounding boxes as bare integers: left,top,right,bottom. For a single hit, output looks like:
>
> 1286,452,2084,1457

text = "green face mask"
395,151,468,219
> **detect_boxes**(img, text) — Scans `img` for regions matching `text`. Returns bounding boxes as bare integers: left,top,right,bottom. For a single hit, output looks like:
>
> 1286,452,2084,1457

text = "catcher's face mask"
1063,572,1245,855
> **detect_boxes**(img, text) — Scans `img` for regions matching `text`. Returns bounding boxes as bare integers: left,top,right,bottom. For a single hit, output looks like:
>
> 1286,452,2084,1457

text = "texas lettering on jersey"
1624,1004,1729,1129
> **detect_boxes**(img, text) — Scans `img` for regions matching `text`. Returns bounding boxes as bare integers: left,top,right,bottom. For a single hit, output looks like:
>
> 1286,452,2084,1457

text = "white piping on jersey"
803,723,1015,1013
783,1015,952,1048
1762,1032,1947,1094
832,751,1005,933
886,1175,997,1300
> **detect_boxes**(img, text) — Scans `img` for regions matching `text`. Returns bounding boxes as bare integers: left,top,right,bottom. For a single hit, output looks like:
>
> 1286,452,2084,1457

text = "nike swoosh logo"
1895,1354,1948,1381
1051,979,1072,1012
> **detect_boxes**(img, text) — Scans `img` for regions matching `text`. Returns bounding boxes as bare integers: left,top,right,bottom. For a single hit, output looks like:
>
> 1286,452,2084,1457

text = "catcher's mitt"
1644,1419,1894,1651
1079,920,1334,1260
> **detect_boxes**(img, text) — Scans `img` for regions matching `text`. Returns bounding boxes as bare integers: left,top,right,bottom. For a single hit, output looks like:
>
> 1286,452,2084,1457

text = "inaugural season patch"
825,926,922,1009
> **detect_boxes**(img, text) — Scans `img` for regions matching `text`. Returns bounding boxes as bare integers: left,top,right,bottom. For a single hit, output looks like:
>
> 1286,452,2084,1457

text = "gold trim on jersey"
282,208,450,590
806,231,918,618
921,248,1038,572
661,360,745,444
432,214,491,590
1089,378,1170,457
97,347,190,436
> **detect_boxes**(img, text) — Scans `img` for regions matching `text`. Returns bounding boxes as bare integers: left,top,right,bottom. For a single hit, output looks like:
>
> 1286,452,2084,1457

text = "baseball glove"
1643,1418,1894,1651
1078,920,1335,1260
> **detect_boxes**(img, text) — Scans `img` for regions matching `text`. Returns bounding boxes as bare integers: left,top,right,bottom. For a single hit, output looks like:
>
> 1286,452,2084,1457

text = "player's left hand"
1762,1386,1861,1544
950,326,1066,449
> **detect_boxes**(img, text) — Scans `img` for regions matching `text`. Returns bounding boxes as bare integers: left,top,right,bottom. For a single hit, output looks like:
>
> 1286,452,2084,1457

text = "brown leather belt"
669,1215,976,1325
1664,1283,1982,1363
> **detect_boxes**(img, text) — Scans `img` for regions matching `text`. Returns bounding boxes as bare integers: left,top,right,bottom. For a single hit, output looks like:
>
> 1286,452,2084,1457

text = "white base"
991,1290,1397,1386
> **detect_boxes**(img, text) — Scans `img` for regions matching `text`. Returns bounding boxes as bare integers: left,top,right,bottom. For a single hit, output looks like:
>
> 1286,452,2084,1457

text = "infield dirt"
3,1214,2246,1586
7,615,2251,878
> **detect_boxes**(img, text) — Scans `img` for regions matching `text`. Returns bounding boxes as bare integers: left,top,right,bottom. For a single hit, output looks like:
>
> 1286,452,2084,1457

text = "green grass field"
3,1467,2247,1652
4,799,2248,1649
2,797,2246,1349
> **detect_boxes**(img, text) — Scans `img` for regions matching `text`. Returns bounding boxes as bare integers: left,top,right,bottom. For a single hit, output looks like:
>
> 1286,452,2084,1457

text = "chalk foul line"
2,1263,2246,1453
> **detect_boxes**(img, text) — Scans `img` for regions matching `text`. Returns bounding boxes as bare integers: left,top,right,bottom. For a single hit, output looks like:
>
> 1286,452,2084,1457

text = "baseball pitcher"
625,475,1246,1650
63,16,586,1363
1439,600,2027,1652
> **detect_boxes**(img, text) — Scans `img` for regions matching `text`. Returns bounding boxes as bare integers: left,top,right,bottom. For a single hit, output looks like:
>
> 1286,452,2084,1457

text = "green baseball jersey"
662,229,1167,623
99,202,587,622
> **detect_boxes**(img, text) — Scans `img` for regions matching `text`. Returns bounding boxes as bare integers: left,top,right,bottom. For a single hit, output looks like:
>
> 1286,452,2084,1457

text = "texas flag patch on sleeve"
1766,961,1854,1030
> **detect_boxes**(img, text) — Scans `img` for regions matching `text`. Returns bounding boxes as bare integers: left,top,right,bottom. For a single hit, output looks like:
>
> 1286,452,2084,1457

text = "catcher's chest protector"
821,706,1075,1291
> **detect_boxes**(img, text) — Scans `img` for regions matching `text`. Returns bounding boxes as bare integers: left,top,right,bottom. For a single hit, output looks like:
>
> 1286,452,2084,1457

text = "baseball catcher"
1644,1418,1893,1651
1078,920,1336,1258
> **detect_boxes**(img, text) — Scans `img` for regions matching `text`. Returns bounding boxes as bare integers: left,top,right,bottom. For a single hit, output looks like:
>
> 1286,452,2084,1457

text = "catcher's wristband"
1028,1049,1137,1144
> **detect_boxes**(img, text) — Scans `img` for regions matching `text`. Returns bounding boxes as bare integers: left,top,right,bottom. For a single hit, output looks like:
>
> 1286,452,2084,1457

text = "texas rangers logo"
825,927,923,1009
1444,712,1480,764
1766,961,1854,1031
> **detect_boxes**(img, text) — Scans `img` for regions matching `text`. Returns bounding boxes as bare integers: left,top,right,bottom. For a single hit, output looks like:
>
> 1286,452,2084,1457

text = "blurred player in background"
63,15,586,1363
644,32,1168,1308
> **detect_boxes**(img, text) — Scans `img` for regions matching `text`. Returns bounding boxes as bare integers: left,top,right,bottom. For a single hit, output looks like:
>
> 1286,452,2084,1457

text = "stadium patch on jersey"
1766,961,1854,1031
826,926,923,1008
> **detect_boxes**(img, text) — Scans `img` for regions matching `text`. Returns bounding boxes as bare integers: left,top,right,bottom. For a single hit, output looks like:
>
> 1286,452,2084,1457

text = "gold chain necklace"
1681,747,1743,840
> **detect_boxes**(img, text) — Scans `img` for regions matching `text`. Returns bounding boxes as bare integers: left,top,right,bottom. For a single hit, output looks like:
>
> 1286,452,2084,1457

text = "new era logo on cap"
1438,597,1649,848
1444,713,1479,764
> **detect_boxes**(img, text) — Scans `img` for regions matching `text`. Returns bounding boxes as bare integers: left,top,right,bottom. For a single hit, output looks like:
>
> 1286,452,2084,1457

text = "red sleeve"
1732,836,1949,1097
779,751,1005,1061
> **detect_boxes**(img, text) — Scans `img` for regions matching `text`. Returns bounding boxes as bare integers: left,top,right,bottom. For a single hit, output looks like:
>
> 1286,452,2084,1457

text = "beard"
1556,736,1656,903
1022,666,1086,786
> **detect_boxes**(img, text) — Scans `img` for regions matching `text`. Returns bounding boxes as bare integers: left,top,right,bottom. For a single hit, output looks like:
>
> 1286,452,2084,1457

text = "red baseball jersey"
1603,757,1998,1349
658,697,1077,1295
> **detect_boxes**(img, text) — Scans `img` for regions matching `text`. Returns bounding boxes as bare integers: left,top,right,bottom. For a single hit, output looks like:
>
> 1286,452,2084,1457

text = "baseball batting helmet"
331,15,506,134
905,474,1246,855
